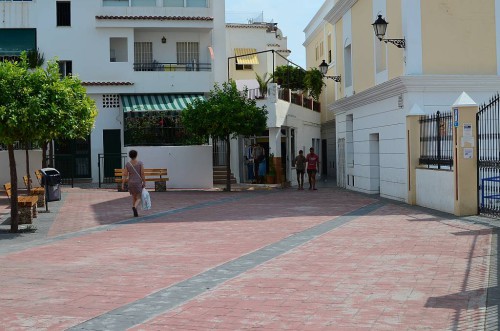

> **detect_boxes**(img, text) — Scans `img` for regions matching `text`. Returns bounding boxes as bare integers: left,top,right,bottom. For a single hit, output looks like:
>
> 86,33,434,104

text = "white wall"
0,150,43,188
339,94,407,201
416,168,454,214
123,146,213,189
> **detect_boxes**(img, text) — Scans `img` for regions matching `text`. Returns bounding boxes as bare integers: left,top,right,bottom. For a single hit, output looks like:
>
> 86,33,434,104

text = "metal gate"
212,138,228,166
337,138,346,188
477,93,500,217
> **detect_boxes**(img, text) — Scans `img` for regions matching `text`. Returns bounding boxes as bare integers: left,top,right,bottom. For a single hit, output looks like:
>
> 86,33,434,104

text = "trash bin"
40,168,62,202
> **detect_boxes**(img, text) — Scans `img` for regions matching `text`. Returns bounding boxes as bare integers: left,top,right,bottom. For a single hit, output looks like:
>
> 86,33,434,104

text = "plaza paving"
0,181,498,330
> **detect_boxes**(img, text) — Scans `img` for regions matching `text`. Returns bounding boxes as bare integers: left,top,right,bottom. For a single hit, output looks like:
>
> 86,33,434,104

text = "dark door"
103,130,122,179
322,139,327,176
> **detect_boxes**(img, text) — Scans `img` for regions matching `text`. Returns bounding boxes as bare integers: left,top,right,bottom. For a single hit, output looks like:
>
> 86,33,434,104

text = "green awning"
121,94,205,112
0,29,36,56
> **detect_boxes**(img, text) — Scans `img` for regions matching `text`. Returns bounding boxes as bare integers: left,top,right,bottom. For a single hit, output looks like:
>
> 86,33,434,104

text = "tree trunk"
8,145,19,233
25,147,31,192
225,135,231,192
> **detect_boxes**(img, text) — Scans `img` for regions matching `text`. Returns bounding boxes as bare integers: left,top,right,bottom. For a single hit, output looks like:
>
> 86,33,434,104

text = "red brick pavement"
133,204,491,330
0,186,494,330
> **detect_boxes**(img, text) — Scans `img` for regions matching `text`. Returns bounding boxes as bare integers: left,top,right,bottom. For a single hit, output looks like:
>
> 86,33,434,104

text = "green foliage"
181,81,268,142
26,48,45,69
181,81,268,191
304,68,326,101
0,53,97,232
272,65,306,91
255,72,271,96
0,54,98,145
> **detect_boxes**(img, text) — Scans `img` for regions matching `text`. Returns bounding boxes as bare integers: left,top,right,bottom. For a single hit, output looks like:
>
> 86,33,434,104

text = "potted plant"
266,153,276,184
255,72,271,98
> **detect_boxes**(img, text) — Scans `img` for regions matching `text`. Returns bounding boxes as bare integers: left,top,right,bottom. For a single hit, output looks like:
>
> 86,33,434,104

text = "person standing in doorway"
306,147,320,190
252,143,265,184
122,149,146,217
294,150,306,190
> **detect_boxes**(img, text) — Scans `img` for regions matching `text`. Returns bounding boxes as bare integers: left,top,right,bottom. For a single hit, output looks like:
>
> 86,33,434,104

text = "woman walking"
122,150,145,217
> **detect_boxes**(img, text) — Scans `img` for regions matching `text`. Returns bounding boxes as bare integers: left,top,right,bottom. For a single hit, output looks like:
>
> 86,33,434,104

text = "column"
452,92,479,216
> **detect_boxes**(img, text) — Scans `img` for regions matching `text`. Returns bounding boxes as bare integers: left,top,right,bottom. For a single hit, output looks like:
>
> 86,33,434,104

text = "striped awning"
234,48,259,65
121,94,205,112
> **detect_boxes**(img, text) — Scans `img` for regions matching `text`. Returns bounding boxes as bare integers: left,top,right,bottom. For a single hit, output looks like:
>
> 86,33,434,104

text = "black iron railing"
133,62,211,72
478,93,500,217
419,111,453,169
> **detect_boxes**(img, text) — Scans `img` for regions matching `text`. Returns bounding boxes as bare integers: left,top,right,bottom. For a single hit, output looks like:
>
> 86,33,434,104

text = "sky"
225,0,321,69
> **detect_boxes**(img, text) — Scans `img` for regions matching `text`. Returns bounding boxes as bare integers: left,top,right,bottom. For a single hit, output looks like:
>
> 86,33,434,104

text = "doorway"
369,133,380,194
103,129,122,179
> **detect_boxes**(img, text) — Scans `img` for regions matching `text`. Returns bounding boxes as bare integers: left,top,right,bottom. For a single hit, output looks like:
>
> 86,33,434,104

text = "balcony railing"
278,88,320,112
133,62,211,72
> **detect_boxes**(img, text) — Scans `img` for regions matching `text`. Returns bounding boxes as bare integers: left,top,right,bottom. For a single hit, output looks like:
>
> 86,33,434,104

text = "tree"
181,81,268,191
0,56,97,232
272,65,306,91
304,68,326,101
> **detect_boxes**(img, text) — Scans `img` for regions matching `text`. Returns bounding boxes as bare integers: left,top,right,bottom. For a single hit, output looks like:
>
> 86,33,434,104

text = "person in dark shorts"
122,150,146,217
306,147,320,190
294,150,306,190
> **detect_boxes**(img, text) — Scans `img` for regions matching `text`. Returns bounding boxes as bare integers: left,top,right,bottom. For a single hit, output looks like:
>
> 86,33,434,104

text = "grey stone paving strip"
484,228,499,331
0,192,266,256
67,202,385,331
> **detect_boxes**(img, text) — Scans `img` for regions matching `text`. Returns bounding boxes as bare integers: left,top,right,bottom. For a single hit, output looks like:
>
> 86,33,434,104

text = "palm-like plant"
255,72,272,97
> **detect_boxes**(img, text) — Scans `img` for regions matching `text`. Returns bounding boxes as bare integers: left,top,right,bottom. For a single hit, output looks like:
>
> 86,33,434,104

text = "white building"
1,1,323,189
226,20,322,186
1,0,226,189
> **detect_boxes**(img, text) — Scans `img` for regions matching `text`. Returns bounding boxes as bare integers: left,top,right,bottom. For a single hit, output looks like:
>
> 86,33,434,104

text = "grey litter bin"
40,168,62,202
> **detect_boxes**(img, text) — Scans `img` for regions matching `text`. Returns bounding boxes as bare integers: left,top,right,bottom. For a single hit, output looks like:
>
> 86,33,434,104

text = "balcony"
133,61,211,72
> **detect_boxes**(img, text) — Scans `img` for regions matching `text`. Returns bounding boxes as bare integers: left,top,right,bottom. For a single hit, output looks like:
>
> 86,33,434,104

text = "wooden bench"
115,168,168,192
23,175,46,208
3,183,38,224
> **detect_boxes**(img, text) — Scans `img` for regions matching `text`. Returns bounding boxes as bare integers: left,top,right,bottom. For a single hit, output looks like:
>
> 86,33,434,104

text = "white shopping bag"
141,188,151,210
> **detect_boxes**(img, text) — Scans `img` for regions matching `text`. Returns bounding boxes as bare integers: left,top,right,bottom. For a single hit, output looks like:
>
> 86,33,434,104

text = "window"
186,0,206,7
134,42,153,70
344,44,352,87
315,44,319,61
103,0,129,6
58,60,72,77
176,42,199,64
163,0,207,7
131,0,156,6
235,64,253,70
56,2,71,27
346,114,354,168
327,34,332,63
110,37,128,62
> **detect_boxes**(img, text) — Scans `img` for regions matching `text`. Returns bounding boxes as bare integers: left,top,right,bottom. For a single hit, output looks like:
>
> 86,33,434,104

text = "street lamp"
372,14,406,49
318,60,341,82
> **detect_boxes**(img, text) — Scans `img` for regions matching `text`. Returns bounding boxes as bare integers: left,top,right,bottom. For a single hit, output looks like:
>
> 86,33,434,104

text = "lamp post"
372,15,405,49
319,60,341,82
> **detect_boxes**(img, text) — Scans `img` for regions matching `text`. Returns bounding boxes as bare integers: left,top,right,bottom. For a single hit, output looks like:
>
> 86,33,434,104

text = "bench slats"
3,183,38,207
114,168,169,184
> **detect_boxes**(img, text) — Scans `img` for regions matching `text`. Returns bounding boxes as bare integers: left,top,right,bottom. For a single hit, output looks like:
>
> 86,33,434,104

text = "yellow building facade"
306,0,500,204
